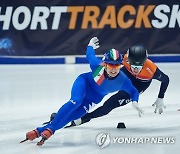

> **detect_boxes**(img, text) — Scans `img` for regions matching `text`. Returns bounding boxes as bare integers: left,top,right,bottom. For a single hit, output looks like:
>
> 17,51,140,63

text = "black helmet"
127,44,148,66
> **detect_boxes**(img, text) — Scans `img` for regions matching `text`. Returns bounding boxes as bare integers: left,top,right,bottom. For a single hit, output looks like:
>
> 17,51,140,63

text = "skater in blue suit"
21,37,142,146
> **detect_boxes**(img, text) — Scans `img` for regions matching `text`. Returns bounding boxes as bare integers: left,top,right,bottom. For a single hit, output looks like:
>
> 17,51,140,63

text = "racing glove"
152,98,166,114
132,101,144,117
88,37,100,49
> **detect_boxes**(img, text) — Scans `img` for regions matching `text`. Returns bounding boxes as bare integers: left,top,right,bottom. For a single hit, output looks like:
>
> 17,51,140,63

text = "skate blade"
64,125,74,128
20,138,28,143
37,138,46,146
64,122,76,128
37,141,44,146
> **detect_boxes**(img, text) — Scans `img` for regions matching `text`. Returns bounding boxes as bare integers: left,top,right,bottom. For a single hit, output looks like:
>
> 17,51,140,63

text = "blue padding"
75,57,89,64
149,56,180,63
76,55,180,63
0,57,65,64
76,56,103,64
0,55,180,64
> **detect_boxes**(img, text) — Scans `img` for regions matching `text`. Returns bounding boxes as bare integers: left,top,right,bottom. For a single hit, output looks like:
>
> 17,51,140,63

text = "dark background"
0,0,180,56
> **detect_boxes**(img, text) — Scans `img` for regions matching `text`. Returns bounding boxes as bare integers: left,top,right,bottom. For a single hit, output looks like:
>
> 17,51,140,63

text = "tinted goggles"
106,63,121,69
130,65,143,70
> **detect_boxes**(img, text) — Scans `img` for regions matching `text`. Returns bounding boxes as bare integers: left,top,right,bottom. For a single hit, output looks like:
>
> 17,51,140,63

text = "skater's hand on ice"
152,98,166,114
132,101,144,117
88,37,100,49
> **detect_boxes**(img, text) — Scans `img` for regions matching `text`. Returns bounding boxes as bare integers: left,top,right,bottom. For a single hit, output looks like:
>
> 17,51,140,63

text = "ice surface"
0,63,180,154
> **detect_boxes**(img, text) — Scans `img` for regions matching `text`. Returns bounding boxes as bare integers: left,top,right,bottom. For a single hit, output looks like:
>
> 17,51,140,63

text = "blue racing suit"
37,46,139,133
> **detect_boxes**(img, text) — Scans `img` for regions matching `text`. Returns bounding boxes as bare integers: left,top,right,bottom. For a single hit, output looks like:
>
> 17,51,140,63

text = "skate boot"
64,117,91,128
65,117,90,128
37,128,53,146
20,129,40,143
64,120,77,128
43,113,56,125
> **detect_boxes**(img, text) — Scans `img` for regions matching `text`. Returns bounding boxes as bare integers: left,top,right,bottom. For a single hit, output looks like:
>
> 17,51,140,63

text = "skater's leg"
44,91,131,128
55,101,90,129
37,74,87,133
57,99,100,128
36,101,94,146
82,91,131,122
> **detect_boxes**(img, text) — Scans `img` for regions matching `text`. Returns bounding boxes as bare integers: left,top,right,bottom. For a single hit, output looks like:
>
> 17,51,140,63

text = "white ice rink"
0,63,180,154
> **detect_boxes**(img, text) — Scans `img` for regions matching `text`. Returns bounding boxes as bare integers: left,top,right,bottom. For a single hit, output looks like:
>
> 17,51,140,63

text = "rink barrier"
0,55,180,64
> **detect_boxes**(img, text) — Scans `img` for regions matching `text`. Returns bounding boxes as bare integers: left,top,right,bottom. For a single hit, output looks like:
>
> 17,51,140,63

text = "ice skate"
37,128,53,146
64,118,89,128
43,113,56,125
20,129,40,143
64,120,77,128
